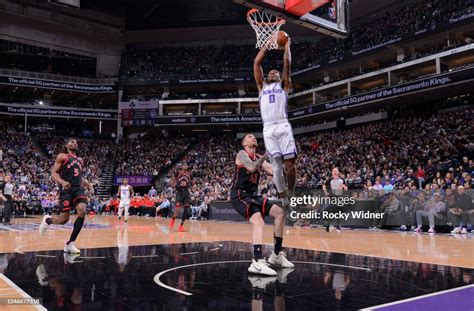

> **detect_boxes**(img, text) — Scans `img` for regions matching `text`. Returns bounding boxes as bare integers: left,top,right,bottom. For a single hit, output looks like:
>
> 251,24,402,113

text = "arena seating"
121,0,472,83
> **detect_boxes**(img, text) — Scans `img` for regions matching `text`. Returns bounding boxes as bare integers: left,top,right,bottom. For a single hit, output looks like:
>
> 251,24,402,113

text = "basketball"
277,31,289,49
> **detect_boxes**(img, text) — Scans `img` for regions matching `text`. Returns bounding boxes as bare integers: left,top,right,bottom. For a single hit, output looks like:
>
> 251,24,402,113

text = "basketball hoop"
247,9,285,50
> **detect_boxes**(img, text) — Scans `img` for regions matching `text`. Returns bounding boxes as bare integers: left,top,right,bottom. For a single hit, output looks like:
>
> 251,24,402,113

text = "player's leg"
118,202,124,221
272,156,287,201
169,200,180,229
39,193,72,234
283,157,296,192
178,192,190,231
248,210,277,276
64,200,86,254
124,203,130,223
268,203,294,268
264,125,288,202
279,123,297,193
231,194,276,276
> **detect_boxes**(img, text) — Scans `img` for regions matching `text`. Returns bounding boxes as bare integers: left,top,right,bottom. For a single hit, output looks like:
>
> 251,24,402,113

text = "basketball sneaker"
248,258,277,276
460,228,467,234
39,215,52,235
178,225,186,232
169,218,175,229
451,227,461,234
64,242,80,254
268,251,295,268
428,227,435,233
247,275,277,289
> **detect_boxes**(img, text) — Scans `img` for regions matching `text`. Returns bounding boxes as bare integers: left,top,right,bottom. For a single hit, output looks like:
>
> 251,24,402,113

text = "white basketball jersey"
259,82,288,125
120,185,131,202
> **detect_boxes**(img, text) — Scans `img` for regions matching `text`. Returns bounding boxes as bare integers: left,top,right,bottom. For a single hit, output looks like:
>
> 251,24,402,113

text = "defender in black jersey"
39,139,92,254
169,164,192,232
231,134,294,276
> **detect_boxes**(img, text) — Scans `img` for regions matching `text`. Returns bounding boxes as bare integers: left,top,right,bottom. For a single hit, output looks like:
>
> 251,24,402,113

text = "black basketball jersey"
176,172,192,191
231,153,260,195
60,153,83,187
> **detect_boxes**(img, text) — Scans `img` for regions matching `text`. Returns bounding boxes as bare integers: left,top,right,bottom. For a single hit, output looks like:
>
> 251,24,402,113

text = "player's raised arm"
130,186,134,197
236,150,267,173
51,153,70,189
253,48,267,93
282,38,291,92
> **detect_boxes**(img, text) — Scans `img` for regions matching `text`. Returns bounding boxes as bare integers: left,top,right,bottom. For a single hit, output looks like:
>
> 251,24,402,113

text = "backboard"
234,0,349,38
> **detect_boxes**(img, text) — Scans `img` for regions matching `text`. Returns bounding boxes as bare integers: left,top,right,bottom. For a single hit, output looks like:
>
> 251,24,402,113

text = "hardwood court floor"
0,215,472,268
0,215,472,310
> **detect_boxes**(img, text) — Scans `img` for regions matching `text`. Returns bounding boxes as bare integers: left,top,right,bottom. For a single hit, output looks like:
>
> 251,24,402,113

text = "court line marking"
291,260,371,271
0,225,21,232
35,254,56,258
361,284,474,310
154,260,249,296
154,260,371,296
179,252,200,255
0,273,47,311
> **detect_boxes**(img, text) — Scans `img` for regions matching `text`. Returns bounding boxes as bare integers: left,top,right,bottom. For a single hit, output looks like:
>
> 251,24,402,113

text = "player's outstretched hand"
285,37,291,50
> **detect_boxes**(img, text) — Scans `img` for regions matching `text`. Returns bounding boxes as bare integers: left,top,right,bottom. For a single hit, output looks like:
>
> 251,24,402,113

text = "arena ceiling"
80,0,400,31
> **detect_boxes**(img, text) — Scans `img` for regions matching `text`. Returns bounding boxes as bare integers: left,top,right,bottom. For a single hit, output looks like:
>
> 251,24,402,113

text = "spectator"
415,193,447,233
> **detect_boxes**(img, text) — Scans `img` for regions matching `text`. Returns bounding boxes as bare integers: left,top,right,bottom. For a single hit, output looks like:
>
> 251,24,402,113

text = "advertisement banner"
289,68,473,118
0,104,117,119
0,76,114,93
114,175,152,186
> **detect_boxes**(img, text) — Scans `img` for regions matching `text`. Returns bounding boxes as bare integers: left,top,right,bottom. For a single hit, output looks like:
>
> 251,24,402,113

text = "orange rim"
247,8,285,27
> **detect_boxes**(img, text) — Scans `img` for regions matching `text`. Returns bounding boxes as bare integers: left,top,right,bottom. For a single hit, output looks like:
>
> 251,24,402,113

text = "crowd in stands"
121,0,472,83
114,136,192,176
0,122,113,217
0,39,97,78
1,101,472,233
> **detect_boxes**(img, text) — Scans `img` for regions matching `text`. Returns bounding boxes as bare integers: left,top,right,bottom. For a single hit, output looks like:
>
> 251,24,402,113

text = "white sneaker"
428,228,435,233
248,259,277,276
399,225,407,230
451,227,461,234
460,228,468,234
64,242,81,254
247,275,277,289
268,251,295,268
39,215,52,235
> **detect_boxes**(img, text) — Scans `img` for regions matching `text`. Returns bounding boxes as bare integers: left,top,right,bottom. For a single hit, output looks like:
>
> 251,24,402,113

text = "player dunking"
254,37,296,207
117,178,134,223
39,139,92,254
169,164,192,232
231,134,294,276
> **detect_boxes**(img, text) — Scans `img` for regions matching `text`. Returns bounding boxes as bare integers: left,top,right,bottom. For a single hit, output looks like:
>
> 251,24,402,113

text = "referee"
322,167,348,232
0,174,14,225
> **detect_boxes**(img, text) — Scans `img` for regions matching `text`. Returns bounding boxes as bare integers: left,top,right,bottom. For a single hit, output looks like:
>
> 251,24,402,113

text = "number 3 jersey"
60,153,83,187
259,82,288,125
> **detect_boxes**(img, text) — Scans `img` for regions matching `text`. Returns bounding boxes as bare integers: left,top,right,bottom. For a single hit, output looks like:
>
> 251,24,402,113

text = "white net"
247,9,286,50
